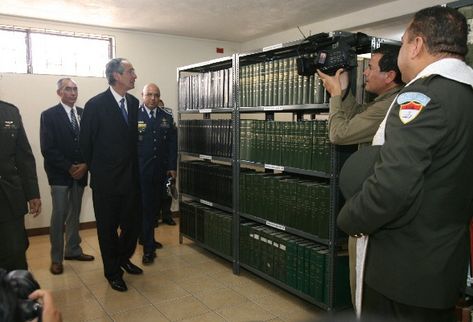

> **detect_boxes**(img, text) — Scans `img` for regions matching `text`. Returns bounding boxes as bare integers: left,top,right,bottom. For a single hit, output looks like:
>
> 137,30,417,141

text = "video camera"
1,269,42,321
297,31,372,76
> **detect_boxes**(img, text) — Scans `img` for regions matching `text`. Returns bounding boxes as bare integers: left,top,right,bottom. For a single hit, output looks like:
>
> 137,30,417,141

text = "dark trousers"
92,191,141,280
140,173,165,253
362,284,455,322
159,195,172,221
0,216,28,271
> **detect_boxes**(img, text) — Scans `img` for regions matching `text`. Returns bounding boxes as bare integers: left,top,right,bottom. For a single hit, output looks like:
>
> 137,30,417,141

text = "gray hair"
105,58,126,85
56,77,74,90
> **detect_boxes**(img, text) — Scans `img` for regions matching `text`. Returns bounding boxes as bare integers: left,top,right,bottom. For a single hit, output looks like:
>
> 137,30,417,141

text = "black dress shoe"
163,218,176,226
64,253,95,261
142,252,156,265
108,277,127,292
120,261,143,275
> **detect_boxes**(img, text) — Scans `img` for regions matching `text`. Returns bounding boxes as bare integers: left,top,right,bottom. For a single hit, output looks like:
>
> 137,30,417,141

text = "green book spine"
288,58,295,105
272,59,279,106
267,61,274,106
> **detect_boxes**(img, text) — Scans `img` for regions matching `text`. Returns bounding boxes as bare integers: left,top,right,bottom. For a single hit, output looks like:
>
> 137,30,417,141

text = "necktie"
119,98,128,124
150,110,155,119
70,109,79,136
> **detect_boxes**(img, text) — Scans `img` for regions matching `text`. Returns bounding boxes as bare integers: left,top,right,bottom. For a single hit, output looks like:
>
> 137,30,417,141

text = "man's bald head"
142,83,161,109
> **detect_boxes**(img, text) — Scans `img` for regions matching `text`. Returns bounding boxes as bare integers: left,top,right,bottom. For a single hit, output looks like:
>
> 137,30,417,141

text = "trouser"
0,216,28,271
141,171,166,253
159,195,172,222
361,284,455,322
49,182,84,263
92,191,140,280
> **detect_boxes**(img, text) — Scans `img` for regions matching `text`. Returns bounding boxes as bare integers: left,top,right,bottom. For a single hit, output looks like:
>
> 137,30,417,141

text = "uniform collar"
407,58,473,88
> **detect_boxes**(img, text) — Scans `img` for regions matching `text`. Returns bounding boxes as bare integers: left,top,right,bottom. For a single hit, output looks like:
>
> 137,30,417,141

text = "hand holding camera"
317,68,349,97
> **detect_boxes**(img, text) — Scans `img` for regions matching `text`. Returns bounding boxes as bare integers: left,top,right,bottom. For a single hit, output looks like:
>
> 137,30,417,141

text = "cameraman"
0,269,62,322
318,45,403,147
317,44,403,305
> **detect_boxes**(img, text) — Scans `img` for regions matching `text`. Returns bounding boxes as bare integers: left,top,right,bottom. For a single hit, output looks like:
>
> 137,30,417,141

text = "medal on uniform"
138,121,147,133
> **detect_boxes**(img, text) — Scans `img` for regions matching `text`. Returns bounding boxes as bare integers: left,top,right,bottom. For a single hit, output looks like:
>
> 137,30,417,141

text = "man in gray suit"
40,78,94,276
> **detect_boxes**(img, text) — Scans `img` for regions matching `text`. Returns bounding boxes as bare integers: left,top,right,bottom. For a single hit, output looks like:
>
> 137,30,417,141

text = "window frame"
0,24,115,77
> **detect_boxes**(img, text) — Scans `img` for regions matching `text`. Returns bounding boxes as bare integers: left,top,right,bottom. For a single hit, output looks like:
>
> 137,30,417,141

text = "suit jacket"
80,88,140,195
40,103,87,187
337,75,473,309
137,105,177,182
0,100,40,222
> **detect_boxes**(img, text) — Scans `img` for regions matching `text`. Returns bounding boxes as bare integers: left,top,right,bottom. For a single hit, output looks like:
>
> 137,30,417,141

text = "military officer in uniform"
138,83,177,264
0,100,41,271
337,6,473,321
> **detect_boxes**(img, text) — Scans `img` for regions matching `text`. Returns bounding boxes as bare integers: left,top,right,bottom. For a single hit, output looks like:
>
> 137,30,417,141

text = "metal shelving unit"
177,34,383,310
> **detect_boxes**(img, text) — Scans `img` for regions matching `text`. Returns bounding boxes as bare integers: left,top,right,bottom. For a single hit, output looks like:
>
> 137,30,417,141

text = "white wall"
0,14,239,229
241,0,447,51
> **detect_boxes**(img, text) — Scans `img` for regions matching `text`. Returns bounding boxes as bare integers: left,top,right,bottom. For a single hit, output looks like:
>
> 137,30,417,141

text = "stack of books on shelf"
179,160,233,207
240,222,350,306
180,200,232,257
240,172,330,238
179,68,233,111
240,119,331,172
239,55,327,107
179,119,232,158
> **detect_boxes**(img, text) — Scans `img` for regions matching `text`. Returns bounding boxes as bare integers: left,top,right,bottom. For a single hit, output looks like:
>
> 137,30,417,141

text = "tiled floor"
26,219,338,322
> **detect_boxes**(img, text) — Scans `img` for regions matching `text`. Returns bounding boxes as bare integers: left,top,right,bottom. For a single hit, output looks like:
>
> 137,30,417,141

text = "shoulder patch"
163,107,173,116
397,92,431,124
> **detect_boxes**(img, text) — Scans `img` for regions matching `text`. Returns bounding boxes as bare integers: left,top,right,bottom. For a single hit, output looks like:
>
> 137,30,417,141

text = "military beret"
339,145,381,199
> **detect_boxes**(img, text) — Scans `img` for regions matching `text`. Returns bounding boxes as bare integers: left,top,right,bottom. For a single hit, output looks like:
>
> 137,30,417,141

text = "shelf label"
263,106,284,111
265,164,284,171
263,43,283,52
266,220,286,231
199,109,212,113
200,199,213,207
199,154,212,160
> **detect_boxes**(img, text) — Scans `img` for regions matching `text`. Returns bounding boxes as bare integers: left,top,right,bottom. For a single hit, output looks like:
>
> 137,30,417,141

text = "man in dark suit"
40,78,95,276
80,58,142,292
138,83,177,264
0,100,41,271
337,6,473,322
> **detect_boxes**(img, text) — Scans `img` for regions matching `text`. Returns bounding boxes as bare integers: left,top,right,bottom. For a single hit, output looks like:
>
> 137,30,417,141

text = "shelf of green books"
181,233,233,263
181,193,233,214
240,262,330,310
178,108,233,114
239,103,328,112
240,160,332,179
239,212,331,246
179,151,232,163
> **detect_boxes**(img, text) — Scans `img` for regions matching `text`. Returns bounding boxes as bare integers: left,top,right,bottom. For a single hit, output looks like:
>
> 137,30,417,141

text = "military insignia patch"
397,92,431,124
399,101,424,124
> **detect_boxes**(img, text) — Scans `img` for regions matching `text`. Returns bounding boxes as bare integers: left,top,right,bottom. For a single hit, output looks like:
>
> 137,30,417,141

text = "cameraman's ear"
385,70,396,84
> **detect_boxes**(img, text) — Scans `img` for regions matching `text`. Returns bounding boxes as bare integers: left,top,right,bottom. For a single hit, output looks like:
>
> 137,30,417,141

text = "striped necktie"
119,98,128,124
70,108,79,136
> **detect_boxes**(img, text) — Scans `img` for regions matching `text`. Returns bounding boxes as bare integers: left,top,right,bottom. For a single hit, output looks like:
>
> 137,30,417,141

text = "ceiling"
0,0,397,42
